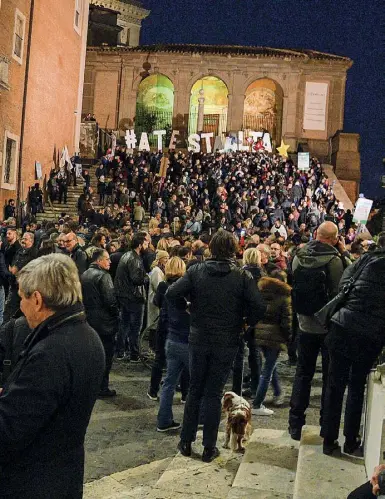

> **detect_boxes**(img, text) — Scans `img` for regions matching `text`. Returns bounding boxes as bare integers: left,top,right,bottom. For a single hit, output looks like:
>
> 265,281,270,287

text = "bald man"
288,221,351,441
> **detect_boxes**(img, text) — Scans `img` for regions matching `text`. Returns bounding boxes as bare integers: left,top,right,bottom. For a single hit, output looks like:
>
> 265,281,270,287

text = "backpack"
292,261,335,316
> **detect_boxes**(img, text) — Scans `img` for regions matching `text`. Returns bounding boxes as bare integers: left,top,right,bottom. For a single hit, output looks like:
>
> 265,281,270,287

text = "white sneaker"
251,405,274,416
273,394,285,407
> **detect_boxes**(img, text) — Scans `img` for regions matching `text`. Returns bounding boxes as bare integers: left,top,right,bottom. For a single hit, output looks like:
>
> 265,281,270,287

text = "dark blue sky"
141,0,385,199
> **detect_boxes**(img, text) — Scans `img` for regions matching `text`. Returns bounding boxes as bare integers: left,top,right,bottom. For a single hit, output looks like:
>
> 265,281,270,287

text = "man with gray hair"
0,254,105,498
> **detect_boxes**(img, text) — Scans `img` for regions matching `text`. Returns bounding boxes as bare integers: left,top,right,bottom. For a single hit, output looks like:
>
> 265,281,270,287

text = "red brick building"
0,0,89,213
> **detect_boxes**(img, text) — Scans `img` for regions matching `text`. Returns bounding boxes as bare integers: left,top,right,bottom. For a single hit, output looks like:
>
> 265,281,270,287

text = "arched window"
243,78,283,146
189,77,228,136
135,74,174,147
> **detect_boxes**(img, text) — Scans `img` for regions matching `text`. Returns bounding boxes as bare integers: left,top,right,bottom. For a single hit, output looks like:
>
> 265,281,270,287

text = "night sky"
140,0,385,199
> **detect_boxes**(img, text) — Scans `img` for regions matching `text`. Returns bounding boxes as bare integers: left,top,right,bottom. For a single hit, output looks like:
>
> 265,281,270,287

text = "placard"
298,152,310,171
353,197,373,225
303,82,328,131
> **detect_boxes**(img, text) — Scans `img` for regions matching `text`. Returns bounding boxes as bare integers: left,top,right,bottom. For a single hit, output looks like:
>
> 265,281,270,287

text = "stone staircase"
36,168,100,223
84,426,367,498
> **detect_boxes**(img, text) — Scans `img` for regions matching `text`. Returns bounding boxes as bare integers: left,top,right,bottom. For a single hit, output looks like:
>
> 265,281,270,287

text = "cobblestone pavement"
84,354,323,483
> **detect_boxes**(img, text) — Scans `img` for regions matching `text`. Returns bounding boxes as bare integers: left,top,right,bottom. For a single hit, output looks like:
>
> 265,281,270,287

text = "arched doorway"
189,77,228,137
135,74,174,146
243,79,283,148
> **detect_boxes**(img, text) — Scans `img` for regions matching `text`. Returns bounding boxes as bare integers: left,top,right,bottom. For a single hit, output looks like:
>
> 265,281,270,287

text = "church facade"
82,0,360,200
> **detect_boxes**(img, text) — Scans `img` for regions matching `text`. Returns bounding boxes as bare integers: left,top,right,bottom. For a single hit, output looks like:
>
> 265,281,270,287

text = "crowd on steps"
0,148,382,498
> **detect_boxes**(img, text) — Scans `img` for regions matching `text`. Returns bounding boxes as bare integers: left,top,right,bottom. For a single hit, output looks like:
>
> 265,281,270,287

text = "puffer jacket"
114,250,148,304
328,250,385,359
81,264,119,336
254,277,292,351
166,258,266,347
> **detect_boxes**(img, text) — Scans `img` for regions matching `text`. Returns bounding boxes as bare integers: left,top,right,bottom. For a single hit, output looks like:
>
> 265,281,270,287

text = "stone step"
229,429,299,499
83,431,242,499
153,431,242,498
83,457,172,499
293,425,367,499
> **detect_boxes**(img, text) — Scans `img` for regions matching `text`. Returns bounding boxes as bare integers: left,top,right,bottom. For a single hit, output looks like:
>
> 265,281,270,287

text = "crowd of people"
0,147,383,498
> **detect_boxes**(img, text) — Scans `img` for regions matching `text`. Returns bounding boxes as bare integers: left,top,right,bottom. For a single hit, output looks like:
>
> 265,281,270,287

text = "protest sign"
353,197,373,225
298,152,310,171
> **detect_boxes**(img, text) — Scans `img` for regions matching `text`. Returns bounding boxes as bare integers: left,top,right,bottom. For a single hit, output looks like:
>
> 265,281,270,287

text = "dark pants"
289,331,329,431
149,330,189,398
347,482,376,499
58,185,67,204
117,302,144,359
181,343,238,449
232,336,261,396
100,335,115,391
321,332,377,442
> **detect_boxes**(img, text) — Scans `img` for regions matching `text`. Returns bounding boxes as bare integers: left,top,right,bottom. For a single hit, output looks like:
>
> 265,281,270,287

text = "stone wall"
83,46,352,159
331,131,361,202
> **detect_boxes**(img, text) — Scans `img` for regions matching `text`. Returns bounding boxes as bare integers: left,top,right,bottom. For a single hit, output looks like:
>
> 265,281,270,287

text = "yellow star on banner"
277,140,290,158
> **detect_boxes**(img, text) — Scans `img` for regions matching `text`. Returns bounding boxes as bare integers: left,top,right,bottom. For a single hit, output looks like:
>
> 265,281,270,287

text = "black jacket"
0,316,31,385
81,264,119,336
0,303,105,498
0,252,11,288
155,278,190,345
328,250,385,360
69,244,88,275
13,245,38,271
114,250,148,304
166,258,266,347
3,240,21,268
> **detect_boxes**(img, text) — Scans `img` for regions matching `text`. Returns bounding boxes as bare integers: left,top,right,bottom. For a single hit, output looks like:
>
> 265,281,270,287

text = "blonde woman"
243,247,263,281
233,247,264,398
156,257,191,431
157,238,169,252
147,249,169,327
148,257,189,405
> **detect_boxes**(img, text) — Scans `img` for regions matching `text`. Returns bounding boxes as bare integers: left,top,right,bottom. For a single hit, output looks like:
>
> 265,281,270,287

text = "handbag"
315,253,375,328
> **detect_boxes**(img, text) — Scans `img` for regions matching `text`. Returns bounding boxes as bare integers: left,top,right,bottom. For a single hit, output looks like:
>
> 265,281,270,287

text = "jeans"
181,343,238,449
347,482,376,499
117,302,144,359
0,286,5,326
253,347,281,408
99,335,115,391
289,331,329,431
150,331,189,398
157,340,190,428
321,325,378,443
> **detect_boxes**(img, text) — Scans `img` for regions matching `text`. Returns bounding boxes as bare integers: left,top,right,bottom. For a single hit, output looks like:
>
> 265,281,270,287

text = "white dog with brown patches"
222,391,252,453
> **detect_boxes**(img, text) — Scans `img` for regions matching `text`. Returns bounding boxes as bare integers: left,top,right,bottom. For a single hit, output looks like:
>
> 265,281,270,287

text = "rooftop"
87,43,352,62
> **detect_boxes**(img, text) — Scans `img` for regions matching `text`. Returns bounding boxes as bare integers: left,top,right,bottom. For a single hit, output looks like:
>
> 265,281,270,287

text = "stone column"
228,72,244,131
282,73,300,151
197,89,205,133
117,65,137,135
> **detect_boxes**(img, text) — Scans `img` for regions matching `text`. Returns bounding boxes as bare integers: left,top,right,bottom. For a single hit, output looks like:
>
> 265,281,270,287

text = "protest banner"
126,129,273,153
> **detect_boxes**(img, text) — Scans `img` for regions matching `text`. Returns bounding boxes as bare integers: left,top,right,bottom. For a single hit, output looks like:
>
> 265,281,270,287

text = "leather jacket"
114,250,148,304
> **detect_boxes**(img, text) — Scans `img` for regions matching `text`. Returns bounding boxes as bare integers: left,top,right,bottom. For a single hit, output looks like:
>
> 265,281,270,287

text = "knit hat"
155,250,169,261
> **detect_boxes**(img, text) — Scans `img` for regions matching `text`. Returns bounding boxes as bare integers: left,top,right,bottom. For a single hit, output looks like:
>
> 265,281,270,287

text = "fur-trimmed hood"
258,276,291,297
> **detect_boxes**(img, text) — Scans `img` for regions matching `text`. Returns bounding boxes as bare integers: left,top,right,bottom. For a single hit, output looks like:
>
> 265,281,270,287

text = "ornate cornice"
91,0,150,23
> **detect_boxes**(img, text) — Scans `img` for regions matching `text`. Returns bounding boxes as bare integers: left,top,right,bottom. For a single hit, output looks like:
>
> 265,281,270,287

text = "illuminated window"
12,9,26,64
